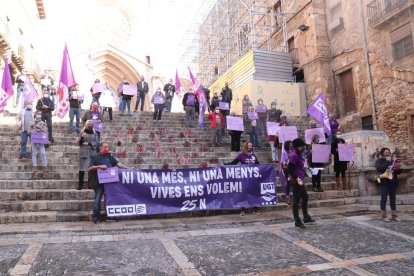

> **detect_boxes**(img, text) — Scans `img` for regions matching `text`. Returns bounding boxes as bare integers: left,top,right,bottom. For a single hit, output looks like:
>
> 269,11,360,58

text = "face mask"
247,147,253,153
102,146,109,155
92,106,98,112
259,102,263,105
35,115,41,119
43,94,49,98
314,140,319,144
27,105,32,109
383,153,391,158
287,146,293,151
88,125,94,130
215,110,219,113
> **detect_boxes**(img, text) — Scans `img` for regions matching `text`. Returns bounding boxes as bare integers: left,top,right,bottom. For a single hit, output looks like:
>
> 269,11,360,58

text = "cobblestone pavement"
1,204,414,276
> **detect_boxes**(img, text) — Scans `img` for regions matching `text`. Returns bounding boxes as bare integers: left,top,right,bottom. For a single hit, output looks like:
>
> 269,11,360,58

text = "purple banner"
312,144,331,163
247,112,258,120
279,126,298,143
219,102,229,110
226,116,244,131
103,164,276,217
267,122,280,135
307,93,331,135
92,83,104,94
305,128,326,144
31,132,48,144
255,105,267,113
338,144,355,161
98,167,120,184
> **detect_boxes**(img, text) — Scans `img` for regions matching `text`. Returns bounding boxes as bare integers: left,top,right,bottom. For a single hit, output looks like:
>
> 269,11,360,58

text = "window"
391,23,414,61
361,115,374,130
337,69,357,114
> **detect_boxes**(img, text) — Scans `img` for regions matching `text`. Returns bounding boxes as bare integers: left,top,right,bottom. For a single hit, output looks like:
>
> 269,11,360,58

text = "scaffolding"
180,0,289,86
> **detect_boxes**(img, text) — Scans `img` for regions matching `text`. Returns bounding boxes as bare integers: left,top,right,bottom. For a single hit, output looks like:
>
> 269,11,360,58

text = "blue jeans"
16,85,24,105
32,143,47,167
120,99,131,115
93,184,104,220
91,95,100,106
69,108,81,133
250,126,259,147
20,131,29,157
135,93,145,111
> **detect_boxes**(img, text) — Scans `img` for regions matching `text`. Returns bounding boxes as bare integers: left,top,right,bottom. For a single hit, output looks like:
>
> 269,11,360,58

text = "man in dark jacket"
182,89,198,128
221,82,233,112
135,76,149,112
163,79,176,112
36,92,55,143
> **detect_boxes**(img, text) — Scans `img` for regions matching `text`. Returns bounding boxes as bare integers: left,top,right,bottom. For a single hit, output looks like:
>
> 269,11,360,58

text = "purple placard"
279,126,298,143
98,167,120,184
123,84,137,96
305,128,326,144
92,120,105,133
92,83,104,94
338,144,355,161
154,96,164,104
31,132,48,144
267,122,280,135
247,112,258,120
73,91,84,101
219,102,229,110
255,105,267,113
312,144,331,163
226,116,244,131
103,164,276,217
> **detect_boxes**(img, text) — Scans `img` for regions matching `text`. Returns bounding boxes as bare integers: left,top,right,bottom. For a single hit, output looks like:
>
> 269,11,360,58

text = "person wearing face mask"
226,141,260,215
135,76,149,112
210,91,220,111
152,87,166,121
287,138,315,228
101,83,114,122
68,83,82,134
117,79,132,116
163,79,176,113
208,106,225,146
29,111,48,172
220,82,232,114
17,101,34,159
256,99,268,136
331,137,350,191
88,142,130,223
267,102,281,164
228,112,243,152
90,79,102,106
280,140,293,205
82,102,104,140
77,120,99,190
306,135,325,192
36,92,55,143
245,106,260,148
182,89,198,128
375,147,401,222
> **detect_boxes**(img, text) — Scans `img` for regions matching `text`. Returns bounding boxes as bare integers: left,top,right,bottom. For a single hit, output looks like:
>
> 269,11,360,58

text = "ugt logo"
260,182,276,202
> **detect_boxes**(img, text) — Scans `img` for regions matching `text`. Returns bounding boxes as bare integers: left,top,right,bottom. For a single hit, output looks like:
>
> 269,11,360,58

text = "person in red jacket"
208,106,225,146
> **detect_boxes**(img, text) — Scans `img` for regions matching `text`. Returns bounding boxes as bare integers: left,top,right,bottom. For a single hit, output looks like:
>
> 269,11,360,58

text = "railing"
367,0,408,27
289,48,299,65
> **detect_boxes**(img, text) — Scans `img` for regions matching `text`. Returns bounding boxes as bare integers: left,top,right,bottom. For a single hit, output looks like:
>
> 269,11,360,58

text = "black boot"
77,171,84,190
302,196,315,223
293,203,305,228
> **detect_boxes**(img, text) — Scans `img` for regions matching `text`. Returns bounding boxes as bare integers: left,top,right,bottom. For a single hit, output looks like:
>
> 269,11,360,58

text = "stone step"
0,197,357,224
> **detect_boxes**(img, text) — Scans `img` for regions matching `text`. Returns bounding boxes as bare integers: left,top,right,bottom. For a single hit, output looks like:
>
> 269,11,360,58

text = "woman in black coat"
331,137,349,190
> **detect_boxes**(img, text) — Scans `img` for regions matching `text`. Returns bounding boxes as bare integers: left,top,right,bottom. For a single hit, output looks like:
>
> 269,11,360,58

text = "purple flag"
188,66,196,84
199,89,207,129
57,44,76,118
175,69,181,93
307,93,331,135
0,58,13,113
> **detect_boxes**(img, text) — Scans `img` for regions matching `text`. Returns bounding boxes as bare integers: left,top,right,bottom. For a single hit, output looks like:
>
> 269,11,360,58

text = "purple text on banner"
312,144,331,163
255,105,267,113
92,83,104,94
98,167,120,184
279,126,298,143
226,116,244,131
247,112,258,120
267,122,280,135
338,144,355,161
31,132,48,144
219,102,229,110
102,164,276,217
305,128,326,144
122,84,137,96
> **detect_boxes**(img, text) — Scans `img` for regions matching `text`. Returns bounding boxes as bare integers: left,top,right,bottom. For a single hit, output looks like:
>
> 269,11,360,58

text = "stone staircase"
0,112,359,223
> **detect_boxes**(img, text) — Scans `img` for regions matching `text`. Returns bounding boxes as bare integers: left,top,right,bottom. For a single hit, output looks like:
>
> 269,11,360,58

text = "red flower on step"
170,147,176,153
149,132,155,139
193,138,199,143
209,157,219,164
136,144,145,153
185,129,193,136
178,156,183,165
199,161,208,168
134,157,143,165
128,128,135,135
118,151,127,158
168,136,174,143
199,147,209,152
116,131,125,139
192,152,199,158
132,136,138,143
153,151,163,158
179,132,185,138
136,125,143,131
185,156,190,165
183,141,190,148
162,162,169,170
154,141,161,148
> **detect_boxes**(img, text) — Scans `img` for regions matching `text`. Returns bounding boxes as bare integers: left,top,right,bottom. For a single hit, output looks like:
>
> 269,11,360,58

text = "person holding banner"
228,112,243,152
17,101,33,160
331,138,349,190
29,111,48,172
256,99,268,136
82,102,104,140
306,135,326,192
245,106,260,148
68,84,82,135
208,106,225,146
151,87,166,121
36,91,55,144
267,101,282,123
287,138,315,229
221,82,232,114
88,142,130,223
182,89,198,128
90,79,103,106
77,120,100,190
375,148,401,222
118,79,133,116
226,141,260,216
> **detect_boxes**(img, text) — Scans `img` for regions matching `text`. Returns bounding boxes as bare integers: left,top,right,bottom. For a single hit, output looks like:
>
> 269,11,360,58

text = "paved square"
301,268,358,275
284,221,414,259
359,258,414,275
175,231,325,275
367,220,414,237
0,244,28,275
29,240,182,275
